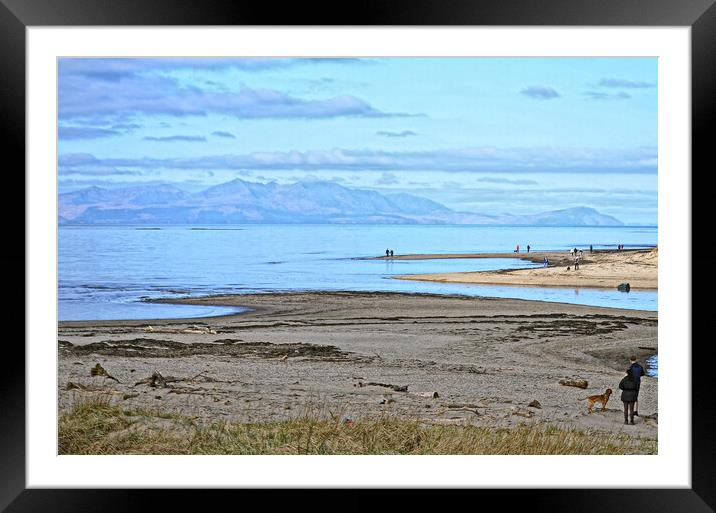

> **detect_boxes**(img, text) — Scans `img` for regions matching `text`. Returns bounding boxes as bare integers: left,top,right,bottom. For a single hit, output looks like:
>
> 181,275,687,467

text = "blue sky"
58,57,658,224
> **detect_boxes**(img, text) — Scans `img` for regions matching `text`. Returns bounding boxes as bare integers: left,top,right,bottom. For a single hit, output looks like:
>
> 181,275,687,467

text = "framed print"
3,0,715,511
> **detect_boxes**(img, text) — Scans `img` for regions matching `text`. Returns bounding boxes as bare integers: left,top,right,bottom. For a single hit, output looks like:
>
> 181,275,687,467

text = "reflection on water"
646,354,658,378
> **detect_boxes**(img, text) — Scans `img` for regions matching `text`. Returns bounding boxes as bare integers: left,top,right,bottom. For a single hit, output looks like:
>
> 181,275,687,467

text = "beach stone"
528,400,542,409
559,378,588,389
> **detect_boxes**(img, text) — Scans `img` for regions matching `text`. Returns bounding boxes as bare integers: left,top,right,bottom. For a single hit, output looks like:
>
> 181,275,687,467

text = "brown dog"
584,388,612,413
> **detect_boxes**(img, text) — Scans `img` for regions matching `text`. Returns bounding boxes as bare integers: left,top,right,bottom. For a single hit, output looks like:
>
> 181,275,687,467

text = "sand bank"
59,292,657,444
391,248,657,290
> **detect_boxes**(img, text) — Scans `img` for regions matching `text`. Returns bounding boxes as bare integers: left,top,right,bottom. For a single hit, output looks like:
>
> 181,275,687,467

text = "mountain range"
58,179,624,226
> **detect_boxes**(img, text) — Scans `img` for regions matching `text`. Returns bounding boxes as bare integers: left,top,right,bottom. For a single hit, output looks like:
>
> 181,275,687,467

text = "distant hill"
58,179,624,226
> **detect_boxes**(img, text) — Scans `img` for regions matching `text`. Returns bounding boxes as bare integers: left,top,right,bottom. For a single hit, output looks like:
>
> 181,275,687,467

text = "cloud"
376,130,417,138
598,78,654,89
476,177,539,185
60,77,413,123
58,162,141,176
58,58,369,81
59,58,409,124
583,91,631,100
58,126,122,140
376,172,400,185
58,146,658,175
111,123,142,131
212,131,236,139
520,86,560,100
143,135,207,142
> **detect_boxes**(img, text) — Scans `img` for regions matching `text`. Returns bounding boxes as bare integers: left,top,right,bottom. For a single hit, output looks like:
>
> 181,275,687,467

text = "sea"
59,224,657,321
59,224,659,377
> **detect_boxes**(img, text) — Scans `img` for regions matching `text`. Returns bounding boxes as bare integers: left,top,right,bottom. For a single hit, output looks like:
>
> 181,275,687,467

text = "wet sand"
386,248,657,290
59,291,658,442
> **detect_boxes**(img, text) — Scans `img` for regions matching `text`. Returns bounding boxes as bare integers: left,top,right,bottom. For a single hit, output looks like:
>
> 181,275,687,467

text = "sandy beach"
387,248,657,290
59,291,658,446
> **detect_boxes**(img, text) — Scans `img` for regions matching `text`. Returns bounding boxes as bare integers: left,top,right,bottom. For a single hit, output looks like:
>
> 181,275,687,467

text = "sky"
58,57,658,225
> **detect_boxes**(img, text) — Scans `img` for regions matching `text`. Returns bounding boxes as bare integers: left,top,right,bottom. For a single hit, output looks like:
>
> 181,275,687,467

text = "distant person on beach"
390,249,394,257
543,257,548,267
579,250,583,257
574,258,579,270
619,367,639,425
515,244,520,253
627,355,645,417
527,245,530,253
589,244,593,253
386,249,390,257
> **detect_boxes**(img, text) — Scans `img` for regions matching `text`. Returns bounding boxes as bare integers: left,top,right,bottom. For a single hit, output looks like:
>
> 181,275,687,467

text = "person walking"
627,355,646,416
589,244,593,253
619,368,639,425
389,249,394,257
543,257,548,267
386,249,390,257
515,244,520,253
527,244,531,253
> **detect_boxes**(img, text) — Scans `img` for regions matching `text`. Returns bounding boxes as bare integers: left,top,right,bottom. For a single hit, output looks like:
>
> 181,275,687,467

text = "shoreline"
59,291,658,447
58,288,655,327
387,248,657,290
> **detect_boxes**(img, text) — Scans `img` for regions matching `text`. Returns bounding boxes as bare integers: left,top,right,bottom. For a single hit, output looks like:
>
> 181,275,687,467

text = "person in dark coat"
619,368,639,425
627,355,646,416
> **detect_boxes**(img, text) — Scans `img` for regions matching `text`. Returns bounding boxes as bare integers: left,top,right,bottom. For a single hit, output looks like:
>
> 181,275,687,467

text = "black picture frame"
2,1,713,511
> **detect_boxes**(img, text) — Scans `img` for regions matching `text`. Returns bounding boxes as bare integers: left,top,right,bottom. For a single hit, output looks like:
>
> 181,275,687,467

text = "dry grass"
59,395,657,455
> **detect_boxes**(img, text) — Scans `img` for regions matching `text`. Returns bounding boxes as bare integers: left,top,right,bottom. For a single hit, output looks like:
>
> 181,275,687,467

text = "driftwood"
90,363,119,383
66,381,90,391
559,378,588,389
416,391,440,399
133,370,181,388
365,382,408,392
511,408,535,418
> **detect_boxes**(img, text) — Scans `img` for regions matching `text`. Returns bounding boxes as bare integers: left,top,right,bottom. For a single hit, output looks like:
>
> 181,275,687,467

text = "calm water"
59,224,657,321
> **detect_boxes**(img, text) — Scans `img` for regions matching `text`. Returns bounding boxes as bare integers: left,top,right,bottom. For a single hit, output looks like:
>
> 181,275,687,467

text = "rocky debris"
145,324,217,335
90,363,119,383
66,338,355,361
559,378,588,389
528,400,542,409
439,363,487,374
